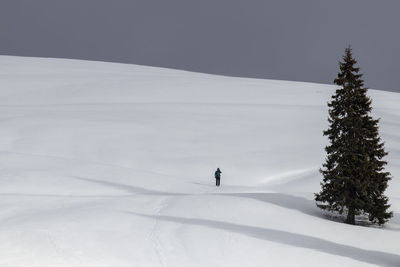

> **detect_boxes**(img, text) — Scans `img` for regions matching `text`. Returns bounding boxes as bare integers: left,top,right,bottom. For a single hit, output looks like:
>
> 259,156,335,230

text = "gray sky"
1,0,399,92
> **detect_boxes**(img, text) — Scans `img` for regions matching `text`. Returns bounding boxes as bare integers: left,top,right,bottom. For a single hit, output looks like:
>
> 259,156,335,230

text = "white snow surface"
0,55,399,267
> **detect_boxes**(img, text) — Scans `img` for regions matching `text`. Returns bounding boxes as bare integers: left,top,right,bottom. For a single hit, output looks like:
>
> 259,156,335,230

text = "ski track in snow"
149,197,171,267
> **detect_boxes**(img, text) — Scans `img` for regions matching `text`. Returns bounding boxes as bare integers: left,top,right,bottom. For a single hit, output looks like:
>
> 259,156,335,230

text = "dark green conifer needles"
315,47,392,225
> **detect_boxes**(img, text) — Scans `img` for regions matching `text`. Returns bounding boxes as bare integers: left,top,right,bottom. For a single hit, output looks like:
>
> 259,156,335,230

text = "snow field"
0,56,399,266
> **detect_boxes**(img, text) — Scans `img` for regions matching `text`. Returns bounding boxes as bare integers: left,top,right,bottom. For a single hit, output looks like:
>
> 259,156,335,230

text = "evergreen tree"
315,47,392,225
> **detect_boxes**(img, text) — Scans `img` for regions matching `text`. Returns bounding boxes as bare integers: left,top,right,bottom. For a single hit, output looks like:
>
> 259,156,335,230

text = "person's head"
217,168,220,171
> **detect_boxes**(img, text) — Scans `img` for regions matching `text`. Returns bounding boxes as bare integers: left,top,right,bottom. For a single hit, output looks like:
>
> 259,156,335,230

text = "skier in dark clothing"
215,168,222,186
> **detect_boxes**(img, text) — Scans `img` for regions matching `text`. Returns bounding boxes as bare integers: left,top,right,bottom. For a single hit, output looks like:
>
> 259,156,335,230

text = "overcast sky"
1,0,399,92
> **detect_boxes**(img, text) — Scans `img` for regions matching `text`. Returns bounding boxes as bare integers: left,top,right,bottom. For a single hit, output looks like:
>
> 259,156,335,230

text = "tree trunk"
346,207,355,225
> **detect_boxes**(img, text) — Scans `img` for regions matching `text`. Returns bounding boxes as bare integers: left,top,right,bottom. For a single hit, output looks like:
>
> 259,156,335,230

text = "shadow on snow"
223,193,320,218
130,212,400,267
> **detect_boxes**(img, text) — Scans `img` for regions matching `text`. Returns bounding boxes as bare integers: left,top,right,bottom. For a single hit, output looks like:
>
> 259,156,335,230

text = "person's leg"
217,178,220,186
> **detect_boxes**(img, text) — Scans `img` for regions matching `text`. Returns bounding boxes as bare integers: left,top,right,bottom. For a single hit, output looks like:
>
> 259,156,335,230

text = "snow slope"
0,55,399,267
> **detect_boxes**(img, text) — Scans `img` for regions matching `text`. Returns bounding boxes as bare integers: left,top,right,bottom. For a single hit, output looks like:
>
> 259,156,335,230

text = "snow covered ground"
0,55,399,267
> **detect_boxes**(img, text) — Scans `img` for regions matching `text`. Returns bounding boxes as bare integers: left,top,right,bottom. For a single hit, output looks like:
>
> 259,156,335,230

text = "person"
214,168,222,186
